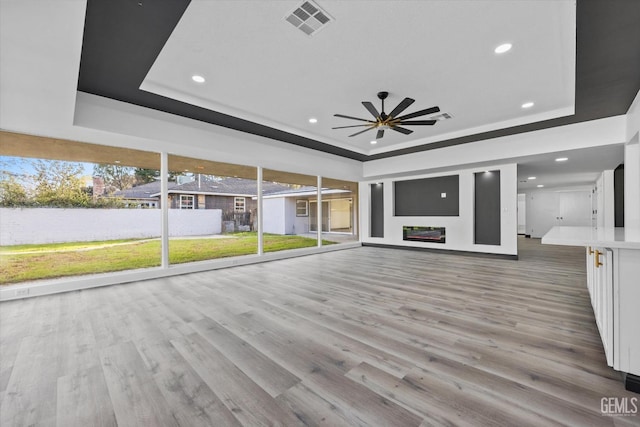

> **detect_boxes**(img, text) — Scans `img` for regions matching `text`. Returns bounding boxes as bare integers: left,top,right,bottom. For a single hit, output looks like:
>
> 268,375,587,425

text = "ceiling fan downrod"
378,91,388,120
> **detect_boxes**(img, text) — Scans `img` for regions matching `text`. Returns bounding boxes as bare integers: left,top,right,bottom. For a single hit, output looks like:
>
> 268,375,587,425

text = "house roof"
115,177,292,199
159,177,292,197
263,186,352,199
113,180,178,199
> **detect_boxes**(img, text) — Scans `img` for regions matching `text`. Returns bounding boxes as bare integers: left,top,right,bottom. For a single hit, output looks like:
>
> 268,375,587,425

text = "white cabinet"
543,226,640,388
586,245,640,376
586,246,614,365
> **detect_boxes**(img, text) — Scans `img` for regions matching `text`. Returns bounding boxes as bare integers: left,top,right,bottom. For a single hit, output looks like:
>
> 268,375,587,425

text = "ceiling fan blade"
362,101,381,119
391,126,413,135
388,97,415,119
334,114,373,122
376,129,384,139
348,127,375,137
332,124,372,129
396,106,440,121
398,120,437,126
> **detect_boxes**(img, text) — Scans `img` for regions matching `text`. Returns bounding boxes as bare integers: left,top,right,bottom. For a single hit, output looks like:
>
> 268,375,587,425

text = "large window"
0,131,359,288
0,132,161,285
261,169,324,252
167,155,258,264
320,177,359,244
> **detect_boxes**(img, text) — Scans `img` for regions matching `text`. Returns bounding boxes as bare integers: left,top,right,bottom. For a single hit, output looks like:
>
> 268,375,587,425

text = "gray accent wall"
394,175,459,216
474,171,501,245
370,183,384,238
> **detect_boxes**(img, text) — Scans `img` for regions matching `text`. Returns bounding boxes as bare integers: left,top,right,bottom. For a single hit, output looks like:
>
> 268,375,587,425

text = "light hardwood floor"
1,237,638,426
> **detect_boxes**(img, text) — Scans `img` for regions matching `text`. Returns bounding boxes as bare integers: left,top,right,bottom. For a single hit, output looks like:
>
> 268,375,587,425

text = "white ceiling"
516,144,624,191
0,0,628,193
142,0,576,156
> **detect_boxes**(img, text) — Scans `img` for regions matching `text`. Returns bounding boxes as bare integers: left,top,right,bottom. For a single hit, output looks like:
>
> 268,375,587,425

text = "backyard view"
0,233,334,285
0,152,354,286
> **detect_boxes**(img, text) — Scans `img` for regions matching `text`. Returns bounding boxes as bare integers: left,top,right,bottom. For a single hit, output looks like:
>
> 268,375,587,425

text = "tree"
134,168,178,185
0,173,28,206
32,160,92,207
93,163,135,194
134,168,159,185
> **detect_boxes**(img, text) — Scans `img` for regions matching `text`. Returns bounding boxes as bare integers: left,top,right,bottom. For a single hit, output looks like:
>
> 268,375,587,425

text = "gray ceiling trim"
77,0,640,163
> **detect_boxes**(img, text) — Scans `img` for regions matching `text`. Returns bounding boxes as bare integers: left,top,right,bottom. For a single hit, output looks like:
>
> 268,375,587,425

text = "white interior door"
558,191,592,226
528,191,558,238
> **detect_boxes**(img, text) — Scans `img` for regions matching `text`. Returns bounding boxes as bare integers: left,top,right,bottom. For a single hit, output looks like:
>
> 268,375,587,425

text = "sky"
0,156,96,186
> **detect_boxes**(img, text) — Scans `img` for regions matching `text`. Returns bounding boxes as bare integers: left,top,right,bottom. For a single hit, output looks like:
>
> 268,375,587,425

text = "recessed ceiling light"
555,157,568,162
537,184,544,188
494,43,512,54
370,140,377,145
308,118,318,124
521,102,534,109
114,160,121,164
528,176,536,180
192,75,205,83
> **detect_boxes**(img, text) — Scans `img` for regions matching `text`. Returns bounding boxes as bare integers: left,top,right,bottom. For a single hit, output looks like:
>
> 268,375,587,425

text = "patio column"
257,167,264,255
317,175,322,247
160,151,169,268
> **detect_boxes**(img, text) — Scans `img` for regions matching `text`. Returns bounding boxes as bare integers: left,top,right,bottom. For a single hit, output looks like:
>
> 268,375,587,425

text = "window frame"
296,199,309,217
179,194,194,209
234,196,246,212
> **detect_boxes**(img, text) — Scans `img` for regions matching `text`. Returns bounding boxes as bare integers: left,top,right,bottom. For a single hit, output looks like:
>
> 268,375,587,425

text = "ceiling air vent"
431,112,453,121
285,1,333,37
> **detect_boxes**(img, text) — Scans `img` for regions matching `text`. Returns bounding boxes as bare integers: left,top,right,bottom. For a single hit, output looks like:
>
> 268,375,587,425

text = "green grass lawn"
0,233,335,285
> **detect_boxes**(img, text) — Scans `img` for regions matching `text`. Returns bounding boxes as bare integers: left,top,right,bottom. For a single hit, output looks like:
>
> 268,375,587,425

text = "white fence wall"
0,208,222,245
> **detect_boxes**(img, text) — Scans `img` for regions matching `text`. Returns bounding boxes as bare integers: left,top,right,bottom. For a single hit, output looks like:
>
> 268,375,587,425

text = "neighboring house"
113,177,356,236
156,177,291,213
114,177,292,212
262,186,355,235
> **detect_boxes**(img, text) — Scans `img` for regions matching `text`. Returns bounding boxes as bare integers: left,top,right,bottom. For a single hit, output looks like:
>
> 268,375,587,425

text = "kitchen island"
542,226,640,392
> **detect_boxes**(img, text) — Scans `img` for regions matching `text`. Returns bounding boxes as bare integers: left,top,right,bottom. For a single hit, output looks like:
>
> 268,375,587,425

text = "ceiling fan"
333,91,440,139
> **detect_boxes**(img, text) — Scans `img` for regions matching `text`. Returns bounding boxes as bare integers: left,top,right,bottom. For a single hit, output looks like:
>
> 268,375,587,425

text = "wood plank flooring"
1,237,639,426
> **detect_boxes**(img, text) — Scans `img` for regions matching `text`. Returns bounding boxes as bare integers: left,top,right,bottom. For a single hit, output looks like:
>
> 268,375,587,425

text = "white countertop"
542,226,640,250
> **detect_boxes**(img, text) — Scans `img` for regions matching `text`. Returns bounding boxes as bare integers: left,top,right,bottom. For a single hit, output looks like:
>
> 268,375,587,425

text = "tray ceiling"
77,0,640,161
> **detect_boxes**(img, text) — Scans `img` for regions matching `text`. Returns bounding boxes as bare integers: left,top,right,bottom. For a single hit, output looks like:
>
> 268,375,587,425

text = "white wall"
0,208,222,245
363,116,627,178
595,171,616,229
625,90,640,229
359,163,518,255
293,202,309,234
522,187,592,238
262,198,286,235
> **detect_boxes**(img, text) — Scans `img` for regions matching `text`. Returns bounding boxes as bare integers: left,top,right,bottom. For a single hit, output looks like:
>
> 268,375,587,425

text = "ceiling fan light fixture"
494,43,512,54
